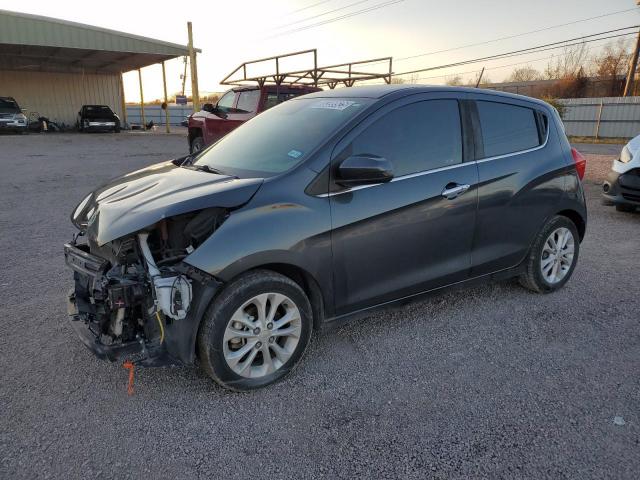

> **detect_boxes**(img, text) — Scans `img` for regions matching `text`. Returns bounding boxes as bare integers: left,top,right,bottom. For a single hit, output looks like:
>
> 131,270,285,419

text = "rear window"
85,106,112,113
477,101,542,158
264,92,305,111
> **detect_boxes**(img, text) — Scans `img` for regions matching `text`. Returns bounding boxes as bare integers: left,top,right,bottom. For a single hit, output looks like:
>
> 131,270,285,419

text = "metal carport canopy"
0,9,200,74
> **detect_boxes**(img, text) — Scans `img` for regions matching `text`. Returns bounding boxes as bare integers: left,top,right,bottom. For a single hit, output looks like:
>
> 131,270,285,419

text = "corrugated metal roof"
0,9,200,74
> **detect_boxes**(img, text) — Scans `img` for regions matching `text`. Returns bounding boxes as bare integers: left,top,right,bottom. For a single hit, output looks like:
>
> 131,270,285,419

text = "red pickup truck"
187,84,320,153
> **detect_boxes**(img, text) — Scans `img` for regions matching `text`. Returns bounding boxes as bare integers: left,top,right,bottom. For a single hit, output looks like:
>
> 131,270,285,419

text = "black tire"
197,270,313,391
114,126,121,133
615,203,635,213
519,215,580,293
190,136,205,154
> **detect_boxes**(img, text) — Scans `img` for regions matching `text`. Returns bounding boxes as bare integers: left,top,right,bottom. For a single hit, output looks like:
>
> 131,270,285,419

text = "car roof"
301,84,550,108
83,105,111,108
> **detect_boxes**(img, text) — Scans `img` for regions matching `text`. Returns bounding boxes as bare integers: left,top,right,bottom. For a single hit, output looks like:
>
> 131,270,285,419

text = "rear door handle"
441,183,470,199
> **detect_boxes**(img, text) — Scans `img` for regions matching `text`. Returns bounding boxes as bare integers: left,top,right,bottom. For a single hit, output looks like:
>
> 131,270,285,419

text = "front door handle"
441,183,470,199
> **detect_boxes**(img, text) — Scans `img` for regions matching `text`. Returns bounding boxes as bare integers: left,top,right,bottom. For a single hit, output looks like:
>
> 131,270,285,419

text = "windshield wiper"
189,164,238,178
194,164,224,174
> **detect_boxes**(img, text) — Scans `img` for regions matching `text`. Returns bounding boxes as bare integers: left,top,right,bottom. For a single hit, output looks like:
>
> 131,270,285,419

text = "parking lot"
1,132,639,479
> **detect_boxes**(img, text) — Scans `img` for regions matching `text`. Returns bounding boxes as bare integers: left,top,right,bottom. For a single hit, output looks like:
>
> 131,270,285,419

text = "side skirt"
321,263,524,330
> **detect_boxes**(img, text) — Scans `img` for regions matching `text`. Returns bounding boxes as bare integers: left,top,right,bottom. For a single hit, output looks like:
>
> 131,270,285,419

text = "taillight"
571,147,586,180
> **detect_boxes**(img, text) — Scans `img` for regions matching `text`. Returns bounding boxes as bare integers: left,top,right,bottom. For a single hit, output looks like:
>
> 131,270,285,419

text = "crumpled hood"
73,161,263,246
626,134,640,159
613,134,640,174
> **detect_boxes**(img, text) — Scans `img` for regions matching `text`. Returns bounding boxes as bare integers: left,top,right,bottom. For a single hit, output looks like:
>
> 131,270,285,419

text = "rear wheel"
190,136,205,154
519,215,580,293
615,204,635,213
198,270,312,391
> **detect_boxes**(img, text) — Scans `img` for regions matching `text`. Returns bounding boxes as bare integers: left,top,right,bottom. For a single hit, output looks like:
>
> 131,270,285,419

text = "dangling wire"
155,310,165,344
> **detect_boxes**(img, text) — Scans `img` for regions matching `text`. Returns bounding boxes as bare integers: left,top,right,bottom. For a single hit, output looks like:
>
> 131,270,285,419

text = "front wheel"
519,215,580,293
190,136,205,154
198,270,313,391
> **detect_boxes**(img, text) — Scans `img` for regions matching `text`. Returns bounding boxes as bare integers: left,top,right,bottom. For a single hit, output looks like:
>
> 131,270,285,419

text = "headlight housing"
619,146,632,164
72,193,92,225
15,113,27,123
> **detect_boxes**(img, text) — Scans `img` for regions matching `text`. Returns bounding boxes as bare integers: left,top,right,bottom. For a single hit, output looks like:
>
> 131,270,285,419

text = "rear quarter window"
477,101,542,158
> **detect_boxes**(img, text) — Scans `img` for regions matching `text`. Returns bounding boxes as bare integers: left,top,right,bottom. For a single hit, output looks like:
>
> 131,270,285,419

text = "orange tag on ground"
122,361,135,396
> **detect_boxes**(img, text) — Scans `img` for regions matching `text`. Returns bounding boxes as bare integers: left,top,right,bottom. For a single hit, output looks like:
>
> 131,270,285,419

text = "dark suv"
78,105,121,132
65,86,587,391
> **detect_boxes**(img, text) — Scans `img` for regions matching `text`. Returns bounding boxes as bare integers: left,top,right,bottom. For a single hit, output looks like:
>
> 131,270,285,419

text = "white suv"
602,134,640,212
0,97,28,133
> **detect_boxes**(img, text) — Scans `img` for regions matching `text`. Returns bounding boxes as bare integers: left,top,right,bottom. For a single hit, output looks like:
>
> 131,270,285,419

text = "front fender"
183,173,333,315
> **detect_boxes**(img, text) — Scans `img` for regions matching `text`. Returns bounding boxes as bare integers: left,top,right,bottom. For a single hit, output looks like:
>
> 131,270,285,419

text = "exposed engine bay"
65,207,227,365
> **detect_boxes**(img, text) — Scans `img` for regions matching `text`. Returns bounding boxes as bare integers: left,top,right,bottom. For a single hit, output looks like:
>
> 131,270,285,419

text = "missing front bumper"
63,242,221,367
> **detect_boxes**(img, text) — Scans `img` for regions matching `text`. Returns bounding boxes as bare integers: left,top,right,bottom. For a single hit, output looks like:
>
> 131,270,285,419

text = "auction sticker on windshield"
311,100,356,111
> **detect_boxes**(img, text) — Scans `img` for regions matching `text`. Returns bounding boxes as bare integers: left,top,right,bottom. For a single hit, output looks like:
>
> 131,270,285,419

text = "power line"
268,0,405,38
367,47,600,85
393,26,639,77
274,0,372,31
284,0,334,17
364,7,640,68
393,7,639,63
407,42,607,83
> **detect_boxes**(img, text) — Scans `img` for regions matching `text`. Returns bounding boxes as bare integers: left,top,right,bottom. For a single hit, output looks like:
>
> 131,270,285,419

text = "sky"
2,0,639,102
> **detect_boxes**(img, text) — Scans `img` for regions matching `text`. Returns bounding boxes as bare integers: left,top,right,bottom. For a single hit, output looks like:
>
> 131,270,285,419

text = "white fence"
125,98,640,139
125,105,192,127
558,97,640,139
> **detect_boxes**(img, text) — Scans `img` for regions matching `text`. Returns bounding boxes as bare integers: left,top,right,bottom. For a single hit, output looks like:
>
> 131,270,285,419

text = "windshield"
84,106,113,114
0,98,20,114
193,97,372,178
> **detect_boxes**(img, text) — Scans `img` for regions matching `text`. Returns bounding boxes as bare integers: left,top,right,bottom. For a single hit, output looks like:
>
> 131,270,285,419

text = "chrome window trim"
475,125,549,165
317,109,550,198
316,162,468,198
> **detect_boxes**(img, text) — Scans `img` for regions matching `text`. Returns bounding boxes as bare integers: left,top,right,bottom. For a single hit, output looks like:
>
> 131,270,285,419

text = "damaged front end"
63,161,263,366
65,209,226,366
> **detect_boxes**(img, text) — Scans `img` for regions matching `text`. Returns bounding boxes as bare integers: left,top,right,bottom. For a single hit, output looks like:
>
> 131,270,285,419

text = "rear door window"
350,99,462,177
476,101,541,158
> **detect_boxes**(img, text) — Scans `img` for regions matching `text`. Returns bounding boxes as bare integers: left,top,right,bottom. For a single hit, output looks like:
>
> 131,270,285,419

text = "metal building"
0,9,198,128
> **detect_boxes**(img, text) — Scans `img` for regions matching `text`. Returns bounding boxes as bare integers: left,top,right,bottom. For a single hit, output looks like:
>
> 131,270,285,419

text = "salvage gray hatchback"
65,85,587,390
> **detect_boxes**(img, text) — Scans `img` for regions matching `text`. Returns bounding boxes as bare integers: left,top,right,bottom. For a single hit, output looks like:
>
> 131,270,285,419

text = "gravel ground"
1,133,639,480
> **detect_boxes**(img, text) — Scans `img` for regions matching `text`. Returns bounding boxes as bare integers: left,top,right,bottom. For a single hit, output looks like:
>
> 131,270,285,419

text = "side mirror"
337,155,394,187
207,103,228,119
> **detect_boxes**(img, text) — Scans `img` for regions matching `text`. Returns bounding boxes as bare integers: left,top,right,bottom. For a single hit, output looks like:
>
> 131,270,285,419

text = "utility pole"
187,22,200,112
181,56,188,96
624,29,640,96
475,67,485,88
623,3,640,96
138,68,145,128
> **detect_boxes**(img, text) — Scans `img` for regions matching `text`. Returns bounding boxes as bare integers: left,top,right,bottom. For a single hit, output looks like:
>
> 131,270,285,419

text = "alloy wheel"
540,227,575,284
223,293,302,378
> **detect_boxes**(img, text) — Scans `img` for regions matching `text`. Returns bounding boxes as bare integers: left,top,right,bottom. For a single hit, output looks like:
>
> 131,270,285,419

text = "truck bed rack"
220,49,392,89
